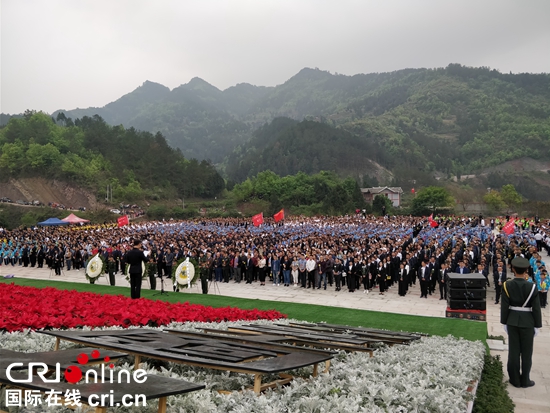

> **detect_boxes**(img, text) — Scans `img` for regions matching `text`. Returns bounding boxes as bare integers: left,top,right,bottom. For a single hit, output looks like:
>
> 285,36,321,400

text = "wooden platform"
219,322,422,350
192,324,378,354
39,329,333,394
0,347,128,371
0,368,204,413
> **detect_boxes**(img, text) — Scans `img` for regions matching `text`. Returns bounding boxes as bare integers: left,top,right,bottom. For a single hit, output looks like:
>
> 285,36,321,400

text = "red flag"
411,188,415,194
428,214,438,228
502,218,515,235
252,212,264,227
117,215,129,227
273,209,285,223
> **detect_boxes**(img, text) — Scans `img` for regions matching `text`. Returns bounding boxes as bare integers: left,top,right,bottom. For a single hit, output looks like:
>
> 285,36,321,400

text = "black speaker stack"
447,273,487,311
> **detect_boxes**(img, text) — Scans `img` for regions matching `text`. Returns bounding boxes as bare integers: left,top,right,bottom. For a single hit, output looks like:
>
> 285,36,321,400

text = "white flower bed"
0,320,485,413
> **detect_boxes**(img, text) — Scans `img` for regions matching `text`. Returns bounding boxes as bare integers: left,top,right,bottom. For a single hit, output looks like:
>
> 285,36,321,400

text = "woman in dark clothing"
73,248,82,270
30,245,37,267
156,248,165,279
361,259,369,292
333,258,343,291
258,254,267,285
377,260,386,295
353,260,363,291
384,257,392,291
347,257,356,292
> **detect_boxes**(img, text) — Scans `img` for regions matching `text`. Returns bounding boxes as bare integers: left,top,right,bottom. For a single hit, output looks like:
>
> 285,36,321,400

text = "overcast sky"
1,0,549,114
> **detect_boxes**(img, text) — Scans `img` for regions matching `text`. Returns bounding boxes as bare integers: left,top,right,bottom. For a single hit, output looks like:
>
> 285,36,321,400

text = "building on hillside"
361,187,403,207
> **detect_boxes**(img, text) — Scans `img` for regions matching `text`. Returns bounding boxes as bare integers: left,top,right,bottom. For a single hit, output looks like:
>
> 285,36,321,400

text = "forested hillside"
232,170,366,216
0,112,224,201
3,64,550,190
225,117,389,184
50,79,272,162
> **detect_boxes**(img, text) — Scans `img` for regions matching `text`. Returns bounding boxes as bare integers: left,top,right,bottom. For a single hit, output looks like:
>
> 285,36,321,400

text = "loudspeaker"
447,299,486,310
447,273,487,289
448,288,486,299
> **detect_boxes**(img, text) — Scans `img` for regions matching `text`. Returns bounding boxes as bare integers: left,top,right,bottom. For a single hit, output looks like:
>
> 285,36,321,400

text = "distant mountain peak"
109,80,169,102
291,67,333,81
180,77,221,93
132,81,171,95
140,80,170,89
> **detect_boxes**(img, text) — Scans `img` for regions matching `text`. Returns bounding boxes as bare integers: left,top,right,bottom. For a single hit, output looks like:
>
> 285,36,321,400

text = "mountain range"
3,64,550,200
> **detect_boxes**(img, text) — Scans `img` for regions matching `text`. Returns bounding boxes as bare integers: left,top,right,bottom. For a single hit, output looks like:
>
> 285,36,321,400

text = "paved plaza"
1,261,548,412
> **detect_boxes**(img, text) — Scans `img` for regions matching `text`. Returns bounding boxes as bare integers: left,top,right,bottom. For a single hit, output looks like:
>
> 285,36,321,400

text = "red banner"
117,215,129,227
428,213,438,228
273,209,285,223
252,212,264,227
502,218,515,235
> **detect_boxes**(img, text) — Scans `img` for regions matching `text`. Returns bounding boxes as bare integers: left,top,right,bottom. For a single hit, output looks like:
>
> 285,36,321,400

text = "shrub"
473,354,514,413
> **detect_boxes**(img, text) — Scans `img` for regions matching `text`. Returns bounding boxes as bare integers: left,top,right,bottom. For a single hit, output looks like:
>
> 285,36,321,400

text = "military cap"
511,257,530,269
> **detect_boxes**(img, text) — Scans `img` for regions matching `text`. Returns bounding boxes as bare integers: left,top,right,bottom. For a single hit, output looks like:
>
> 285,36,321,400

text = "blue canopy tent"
37,217,69,226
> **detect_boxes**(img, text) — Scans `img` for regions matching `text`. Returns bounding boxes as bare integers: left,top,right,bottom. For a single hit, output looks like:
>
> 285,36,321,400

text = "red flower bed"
0,283,286,332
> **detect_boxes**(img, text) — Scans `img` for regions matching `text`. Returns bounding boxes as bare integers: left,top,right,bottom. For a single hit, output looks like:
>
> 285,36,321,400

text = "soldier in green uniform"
198,251,209,294
501,257,543,388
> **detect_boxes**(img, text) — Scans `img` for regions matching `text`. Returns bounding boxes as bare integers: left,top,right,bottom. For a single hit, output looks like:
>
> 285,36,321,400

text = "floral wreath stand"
171,258,200,293
85,254,106,284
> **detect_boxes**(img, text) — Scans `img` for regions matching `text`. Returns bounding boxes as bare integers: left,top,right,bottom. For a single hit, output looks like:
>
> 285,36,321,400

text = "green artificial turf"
1,278,487,342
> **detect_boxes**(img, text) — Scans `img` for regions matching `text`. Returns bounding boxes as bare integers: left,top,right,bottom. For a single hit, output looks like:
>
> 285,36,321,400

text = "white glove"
534,328,540,337
503,325,508,334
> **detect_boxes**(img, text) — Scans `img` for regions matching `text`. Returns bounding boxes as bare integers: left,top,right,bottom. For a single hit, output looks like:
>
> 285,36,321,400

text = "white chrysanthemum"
0,320,484,413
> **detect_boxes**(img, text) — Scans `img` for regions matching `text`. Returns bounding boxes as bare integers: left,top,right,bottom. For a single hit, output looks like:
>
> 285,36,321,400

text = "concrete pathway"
1,261,548,412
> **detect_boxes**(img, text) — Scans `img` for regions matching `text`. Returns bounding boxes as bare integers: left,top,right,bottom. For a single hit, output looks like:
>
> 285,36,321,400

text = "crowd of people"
1,214,549,303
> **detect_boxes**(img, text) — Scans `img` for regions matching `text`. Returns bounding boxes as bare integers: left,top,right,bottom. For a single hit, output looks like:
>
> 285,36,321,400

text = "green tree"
0,112,224,204
230,170,362,216
26,143,61,169
483,190,505,213
500,184,522,213
373,194,392,215
0,142,26,172
410,186,454,215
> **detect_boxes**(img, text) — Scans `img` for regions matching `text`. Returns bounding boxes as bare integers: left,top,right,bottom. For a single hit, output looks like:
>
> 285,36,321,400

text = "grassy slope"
0,278,486,342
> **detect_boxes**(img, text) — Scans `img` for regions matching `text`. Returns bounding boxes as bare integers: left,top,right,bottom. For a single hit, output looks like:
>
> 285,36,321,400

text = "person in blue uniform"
501,257,543,388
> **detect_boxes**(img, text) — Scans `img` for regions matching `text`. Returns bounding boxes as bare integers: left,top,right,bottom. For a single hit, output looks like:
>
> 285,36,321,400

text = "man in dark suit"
456,260,470,274
164,247,175,279
475,263,490,287
438,262,449,300
112,246,122,274
156,247,165,279
390,252,400,286
494,264,505,304
398,262,408,296
126,239,149,299
418,260,429,298
408,253,418,286
427,256,439,295
501,257,543,388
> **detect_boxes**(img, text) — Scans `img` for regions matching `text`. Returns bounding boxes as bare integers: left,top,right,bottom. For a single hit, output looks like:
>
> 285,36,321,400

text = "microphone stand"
154,273,169,296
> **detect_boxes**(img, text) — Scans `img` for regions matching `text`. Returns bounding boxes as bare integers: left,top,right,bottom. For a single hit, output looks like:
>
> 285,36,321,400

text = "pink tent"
62,213,90,224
